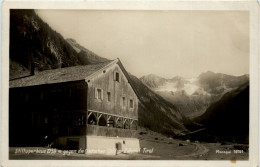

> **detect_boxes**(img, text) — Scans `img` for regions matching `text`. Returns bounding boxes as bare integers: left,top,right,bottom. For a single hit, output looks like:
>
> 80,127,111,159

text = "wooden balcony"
87,125,137,138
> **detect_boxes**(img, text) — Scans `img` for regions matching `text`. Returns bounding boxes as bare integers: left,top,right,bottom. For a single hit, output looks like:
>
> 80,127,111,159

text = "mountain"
9,9,109,80
10,10,82,74
156,91,219,119
140,75,199,94
198,71,249,94
9,9,188,137
140,72,249,119
140,75,190,91
139,74,168,88
190,81,249,143
129,74,188,136
66,38,109,64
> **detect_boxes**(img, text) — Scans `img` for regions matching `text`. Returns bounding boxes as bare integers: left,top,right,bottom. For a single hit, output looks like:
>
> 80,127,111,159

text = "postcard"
1,1,259,167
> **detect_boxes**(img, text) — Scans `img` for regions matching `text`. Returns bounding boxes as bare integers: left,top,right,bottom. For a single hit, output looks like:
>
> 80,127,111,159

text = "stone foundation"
86,136,140,155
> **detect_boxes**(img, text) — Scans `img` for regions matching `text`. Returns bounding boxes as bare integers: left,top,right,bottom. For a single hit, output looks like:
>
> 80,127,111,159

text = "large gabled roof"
9,60,115,88
10,58,139,101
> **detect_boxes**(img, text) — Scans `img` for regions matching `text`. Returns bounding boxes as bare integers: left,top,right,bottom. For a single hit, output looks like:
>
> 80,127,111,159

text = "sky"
36,10,249,79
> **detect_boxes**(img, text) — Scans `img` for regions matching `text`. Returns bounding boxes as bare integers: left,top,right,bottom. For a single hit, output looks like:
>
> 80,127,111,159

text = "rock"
179,143,184,146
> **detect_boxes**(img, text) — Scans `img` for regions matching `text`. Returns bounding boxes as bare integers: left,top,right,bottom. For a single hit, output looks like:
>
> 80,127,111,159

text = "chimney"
30,62,35,75
30,62,38,76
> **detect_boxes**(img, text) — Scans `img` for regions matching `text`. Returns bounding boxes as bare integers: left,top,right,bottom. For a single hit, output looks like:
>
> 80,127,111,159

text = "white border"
1,1,259,167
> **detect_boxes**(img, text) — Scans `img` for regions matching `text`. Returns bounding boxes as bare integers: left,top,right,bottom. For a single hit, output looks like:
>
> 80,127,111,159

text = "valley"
9,127,249,160
140,72,249,119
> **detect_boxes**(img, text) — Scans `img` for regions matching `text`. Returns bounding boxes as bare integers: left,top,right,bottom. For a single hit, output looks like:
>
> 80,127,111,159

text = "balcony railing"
87,124,137,138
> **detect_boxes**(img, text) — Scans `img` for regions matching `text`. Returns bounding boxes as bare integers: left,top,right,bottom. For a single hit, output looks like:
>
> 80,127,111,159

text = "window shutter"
94,88,97,99
113,72,116,81
101,89,104,100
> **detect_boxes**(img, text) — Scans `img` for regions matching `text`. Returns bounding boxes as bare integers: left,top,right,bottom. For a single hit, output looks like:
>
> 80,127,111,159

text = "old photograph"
1,1,259,167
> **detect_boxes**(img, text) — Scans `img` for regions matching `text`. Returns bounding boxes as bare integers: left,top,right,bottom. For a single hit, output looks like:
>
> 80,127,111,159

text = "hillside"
129,74,188,136
9,9,188,137
156,91,219,119
10,10,81,74
190,81,249,143
10,9,108,80
66,38,109,64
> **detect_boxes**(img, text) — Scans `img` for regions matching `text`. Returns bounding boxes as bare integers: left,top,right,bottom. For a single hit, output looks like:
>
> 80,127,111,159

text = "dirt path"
174,143,209,159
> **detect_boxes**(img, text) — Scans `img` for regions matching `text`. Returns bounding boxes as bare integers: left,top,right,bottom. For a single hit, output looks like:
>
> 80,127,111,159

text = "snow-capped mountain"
140,72,249,119
140,75,206,96
154,77,208,96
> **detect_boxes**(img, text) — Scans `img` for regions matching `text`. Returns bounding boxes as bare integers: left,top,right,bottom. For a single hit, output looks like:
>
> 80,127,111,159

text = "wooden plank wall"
87,64,138,120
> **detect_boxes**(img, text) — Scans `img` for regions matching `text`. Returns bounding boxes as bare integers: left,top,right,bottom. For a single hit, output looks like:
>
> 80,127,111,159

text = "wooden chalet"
9,59,140,154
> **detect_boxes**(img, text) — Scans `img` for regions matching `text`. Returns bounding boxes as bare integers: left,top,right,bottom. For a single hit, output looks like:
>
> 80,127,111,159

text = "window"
95,88,103,100
114,71,120,82
97,89,102,99
44,117,49,124
130,99,134,108
116,72,120,82
122,97,126,106
107,92,111,102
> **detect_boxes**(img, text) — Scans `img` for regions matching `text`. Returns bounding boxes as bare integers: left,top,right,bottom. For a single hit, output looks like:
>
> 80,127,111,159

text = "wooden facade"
9,59,139,149
86,63,138,129
9,81,88,146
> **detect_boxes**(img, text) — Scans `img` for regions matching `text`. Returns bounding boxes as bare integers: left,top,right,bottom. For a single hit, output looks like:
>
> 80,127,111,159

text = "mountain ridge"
66,38,109,64
140,71,249,119
10,9,110,80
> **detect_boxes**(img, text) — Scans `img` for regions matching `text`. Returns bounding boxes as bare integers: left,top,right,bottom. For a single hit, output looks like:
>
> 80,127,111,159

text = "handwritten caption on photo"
14,147,154,155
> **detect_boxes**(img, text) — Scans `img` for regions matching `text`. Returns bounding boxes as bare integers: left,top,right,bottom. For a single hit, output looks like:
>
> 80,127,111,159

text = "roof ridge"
9,60,116,88
84,59,118,81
